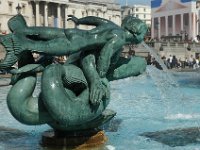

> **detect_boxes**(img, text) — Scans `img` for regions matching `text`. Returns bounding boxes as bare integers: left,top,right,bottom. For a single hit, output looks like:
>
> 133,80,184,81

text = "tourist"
128,49,135,57
178,58,184,68
146,53,152,65
185,57,188,67
193,56,199,69
172,55,178,68
188,55,194,68
169,55,173,68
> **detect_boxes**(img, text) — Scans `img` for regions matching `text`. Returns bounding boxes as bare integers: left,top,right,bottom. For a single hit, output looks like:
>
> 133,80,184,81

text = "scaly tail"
8,14,28,32
0,34,18,69
0,34,13,52
0,14,29,69
12,35,23,55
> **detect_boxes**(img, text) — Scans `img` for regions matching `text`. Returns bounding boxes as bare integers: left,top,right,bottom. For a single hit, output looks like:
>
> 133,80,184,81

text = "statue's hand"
90,79,107,105
67,15,79,25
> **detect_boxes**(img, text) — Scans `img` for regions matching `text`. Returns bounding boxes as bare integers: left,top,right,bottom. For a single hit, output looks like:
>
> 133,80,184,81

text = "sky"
119,0,151,6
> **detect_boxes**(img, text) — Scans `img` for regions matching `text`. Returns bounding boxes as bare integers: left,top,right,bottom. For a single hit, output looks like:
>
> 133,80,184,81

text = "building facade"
0,0,33,34
151,0,198,41
0,0,121,34
121,4,151,27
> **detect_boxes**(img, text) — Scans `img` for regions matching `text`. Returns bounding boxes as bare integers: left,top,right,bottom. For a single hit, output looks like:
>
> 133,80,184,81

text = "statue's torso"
64,25,126,52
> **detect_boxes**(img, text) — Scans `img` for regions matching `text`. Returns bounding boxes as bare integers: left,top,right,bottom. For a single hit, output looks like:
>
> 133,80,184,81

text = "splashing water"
141,42,186,117
141,42,178,86
141,41,168,71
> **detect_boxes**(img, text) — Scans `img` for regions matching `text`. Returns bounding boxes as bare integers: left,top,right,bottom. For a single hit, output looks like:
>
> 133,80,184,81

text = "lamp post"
16,3,22,14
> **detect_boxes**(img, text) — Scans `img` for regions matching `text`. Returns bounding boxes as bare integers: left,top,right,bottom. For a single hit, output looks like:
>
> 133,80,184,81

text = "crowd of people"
1,50,200,74
0,54,68,74
146,53,200,70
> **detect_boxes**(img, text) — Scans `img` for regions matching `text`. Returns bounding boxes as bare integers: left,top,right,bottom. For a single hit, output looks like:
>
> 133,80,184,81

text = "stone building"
0,0,121,60
151,0,198,41
121,4,151,27
0,0,121,34
0,0,33,34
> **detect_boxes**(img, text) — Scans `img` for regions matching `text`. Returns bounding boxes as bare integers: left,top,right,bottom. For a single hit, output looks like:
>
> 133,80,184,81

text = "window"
144,8,146,12
136,8,138,12
22,4,26,14
8,2,13,13
136,14,139,18
82,11,85,17
72,10,75,15
144,14,146,18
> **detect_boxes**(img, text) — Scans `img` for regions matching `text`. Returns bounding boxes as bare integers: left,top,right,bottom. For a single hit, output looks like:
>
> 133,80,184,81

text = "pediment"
155,0,187,12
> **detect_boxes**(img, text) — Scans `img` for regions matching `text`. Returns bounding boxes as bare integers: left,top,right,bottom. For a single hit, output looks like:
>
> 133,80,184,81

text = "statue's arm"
81,53,108,105
107,56,147,81
23,27,66,40
68,15,114,26
97,37,125,77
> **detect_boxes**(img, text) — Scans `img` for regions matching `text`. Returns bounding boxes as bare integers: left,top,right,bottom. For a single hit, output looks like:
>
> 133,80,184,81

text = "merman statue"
0,14,147,146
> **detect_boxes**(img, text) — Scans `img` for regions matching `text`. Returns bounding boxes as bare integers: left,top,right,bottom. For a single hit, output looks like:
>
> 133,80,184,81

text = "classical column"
87,9,92,16
65,5,68,28
44,2,48,26
172,15,176,35
189,12,192,39
158,17,161,40
35,1,40,26
165,16,168,36
91,10,94,16
103,11,106,18
181,14,184,31
151,17,154,39
180,14,184,40
197,16,199,37
192,12,196,39
57,4,61,28
198,10,200,36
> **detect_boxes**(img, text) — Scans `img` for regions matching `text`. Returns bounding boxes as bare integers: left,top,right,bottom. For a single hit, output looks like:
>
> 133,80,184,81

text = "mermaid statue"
0,14,147,133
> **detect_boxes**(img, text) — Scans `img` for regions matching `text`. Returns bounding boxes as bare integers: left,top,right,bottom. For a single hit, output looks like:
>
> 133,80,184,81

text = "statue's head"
122,16,147,44
8,14,27,32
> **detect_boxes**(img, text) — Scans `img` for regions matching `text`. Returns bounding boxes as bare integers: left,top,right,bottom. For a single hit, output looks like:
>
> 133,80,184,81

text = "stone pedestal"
41,129,107,149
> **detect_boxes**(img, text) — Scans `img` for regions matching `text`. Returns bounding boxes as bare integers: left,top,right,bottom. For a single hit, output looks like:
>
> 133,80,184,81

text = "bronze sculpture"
0,14,147,132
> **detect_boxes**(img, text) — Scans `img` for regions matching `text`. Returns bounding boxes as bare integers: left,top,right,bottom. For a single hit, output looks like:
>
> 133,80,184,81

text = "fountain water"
141,42,185,114
141,42,168,72
0,42,200,149
1,68,200,149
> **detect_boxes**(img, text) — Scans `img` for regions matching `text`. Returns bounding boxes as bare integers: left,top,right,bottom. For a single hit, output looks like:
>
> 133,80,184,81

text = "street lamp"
16,3,22,14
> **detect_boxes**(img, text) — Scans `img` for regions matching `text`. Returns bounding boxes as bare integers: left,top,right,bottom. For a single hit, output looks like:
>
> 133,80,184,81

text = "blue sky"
119,0,151,6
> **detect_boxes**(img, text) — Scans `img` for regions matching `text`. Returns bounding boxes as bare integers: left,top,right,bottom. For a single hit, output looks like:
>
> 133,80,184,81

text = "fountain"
0,14,147,149
1,67,200,149
1,13,200,150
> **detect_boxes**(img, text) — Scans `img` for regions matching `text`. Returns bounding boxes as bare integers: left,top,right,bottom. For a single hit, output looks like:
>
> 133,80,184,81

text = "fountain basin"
1,67,200,149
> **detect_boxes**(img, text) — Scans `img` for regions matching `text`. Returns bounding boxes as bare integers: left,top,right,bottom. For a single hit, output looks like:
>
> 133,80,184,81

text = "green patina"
0,14,147,131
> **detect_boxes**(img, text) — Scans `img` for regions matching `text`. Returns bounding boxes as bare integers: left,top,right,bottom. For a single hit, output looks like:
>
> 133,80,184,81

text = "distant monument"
0,14,147,148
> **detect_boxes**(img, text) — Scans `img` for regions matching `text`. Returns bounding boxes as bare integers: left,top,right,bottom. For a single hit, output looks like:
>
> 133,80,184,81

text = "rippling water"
1,67,200,150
